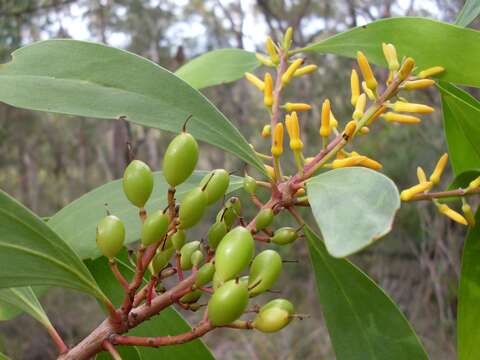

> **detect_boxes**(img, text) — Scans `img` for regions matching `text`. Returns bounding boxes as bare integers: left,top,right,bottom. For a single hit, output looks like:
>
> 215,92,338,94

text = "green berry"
149,246,175,275
180,241,200,270
248,250,282,297
255,208,274,231
215,226,254,284
171,230,186,250
96,215,125,259
216,197,241,229
199,169,230,205
207,221,227,249
253,306,290,333
141,210,169,246
271,227,298,245
243,175,257,194
163,132,198,187
260,298,294,315
178,187,207,229
207,280,249,326
180,290,202,304
195,262,215,288
191,250,204,267
122,160,153,208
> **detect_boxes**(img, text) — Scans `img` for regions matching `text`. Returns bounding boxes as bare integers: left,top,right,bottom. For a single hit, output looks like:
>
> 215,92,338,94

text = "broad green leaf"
175,49,259,89
49,171,243,259
306,227,428,360
458,210,480,360
449,169,480,190
0,190,107,302
0,287,51,327
307,168,400,257
302,17,480,88
0,286,48,321
0,40,264,172
438,82,480,175
86,253,214,360
455,0,480,27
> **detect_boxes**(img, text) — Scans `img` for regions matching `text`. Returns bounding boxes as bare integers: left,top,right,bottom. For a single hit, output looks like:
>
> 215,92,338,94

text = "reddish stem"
46,325,69,354
109,259,129,291
146,276,158,306
102,340,122,360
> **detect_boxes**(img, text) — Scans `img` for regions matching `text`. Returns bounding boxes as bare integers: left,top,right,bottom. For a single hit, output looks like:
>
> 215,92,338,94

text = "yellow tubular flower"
265,37,279,64
350,69,360,107
359,157,383,170
382,43,399,71
343,120,358,140
382,112,421,124
417,166,427,183
366,105,387,125
359,126,370,135
462,201,476,227
320,99,331,137
261,124,271,138
429,153,448,185
284,102,311,112
264,73,273,107
287,113,303,151
356,51,377,92
392,102,434,114
245,72,265,91
398,57,415,81
271,123,284,157
332,156,367,169
293,64,318,77
330,111,338,128
437,204,468,225
400,181,433,201
256,53,274,67
362,81,376,100
353,93,367,120
281,58,304,86
403,79,435,90
467,176,480,191
418,66,445,78
283,27,293,50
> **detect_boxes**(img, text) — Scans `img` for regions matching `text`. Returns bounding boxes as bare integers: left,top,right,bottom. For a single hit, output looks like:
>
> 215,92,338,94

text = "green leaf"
458,210,480,360
0,287,51,327
437,81,480,175
307,168,400,257
0,40,264,172
0,351,10,360
455,0,480,27
86,253,214,360
175,49,259,89
302,17,480,88
449,169,480,190
306,227,428,360
49,171,243,260
0,190,107,302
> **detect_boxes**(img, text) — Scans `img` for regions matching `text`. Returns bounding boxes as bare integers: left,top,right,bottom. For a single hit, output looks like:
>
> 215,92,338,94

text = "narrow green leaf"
455,0,480,27
449,169,480,190
0,190,107,302
175,49,259,89
307,168,400,257
302,17,480,87
0,351,10,360
0,287,51,327
49,171,242,260
458,210,480,360
306,227,428,360
438,81,480,175
0,40,264,172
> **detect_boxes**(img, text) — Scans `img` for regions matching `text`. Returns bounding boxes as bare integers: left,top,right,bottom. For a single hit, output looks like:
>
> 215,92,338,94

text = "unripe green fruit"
180,241,200,270
163,132,198,187
200,169,230,205
141,210,169,246
243,175,257,194
216,197,241,229
207,280,249,326
180,290,202,304
226,197,241,215
248,250,282,297
179,187,207,229
96,215,125,259
215,226,254,284
208,221,227,249
271,227,298,245
195,262,215,288
253,307,290,333
149,246,175,275
191,250,204,267
122,160,153,208
261,298,294,315
255,208,274,231
171,230,186,250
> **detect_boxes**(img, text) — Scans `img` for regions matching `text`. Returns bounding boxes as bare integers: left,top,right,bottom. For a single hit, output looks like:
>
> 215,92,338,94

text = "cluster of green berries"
96,125,300,333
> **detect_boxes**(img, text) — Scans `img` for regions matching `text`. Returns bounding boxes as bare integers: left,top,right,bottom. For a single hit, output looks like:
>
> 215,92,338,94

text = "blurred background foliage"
0,0,478,359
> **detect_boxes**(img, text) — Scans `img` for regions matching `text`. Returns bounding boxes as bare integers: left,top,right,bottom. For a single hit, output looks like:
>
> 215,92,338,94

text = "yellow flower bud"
293,64,318,77
283,27,293,50
366,105,387,125
281,58,304,86
403,79,435,90
343,120,357,140
359,157,383,170
332,156,367,169
382,112,421,124
362,81,376,101
284,102,311,112
467,176,480,191
400,181,433,201
417,166,427,183
264,73,273,107
398,57,415,81
429,153,448,185
320,99,331,137
353,93,366,120
437,204,468,225
382,43,399,71
356,51,377,92
261,124,271,138
294,187,306,197
462,201,476,227
350,69,360,107
264,165,275,179
265,37,279,64
359,126,370,135
245,72,265,91
256,53,274,67
286,112,303,151
392,102,434,114
330,111,338,128
418,66,445,79
305,157,315,165
271,123,284,157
